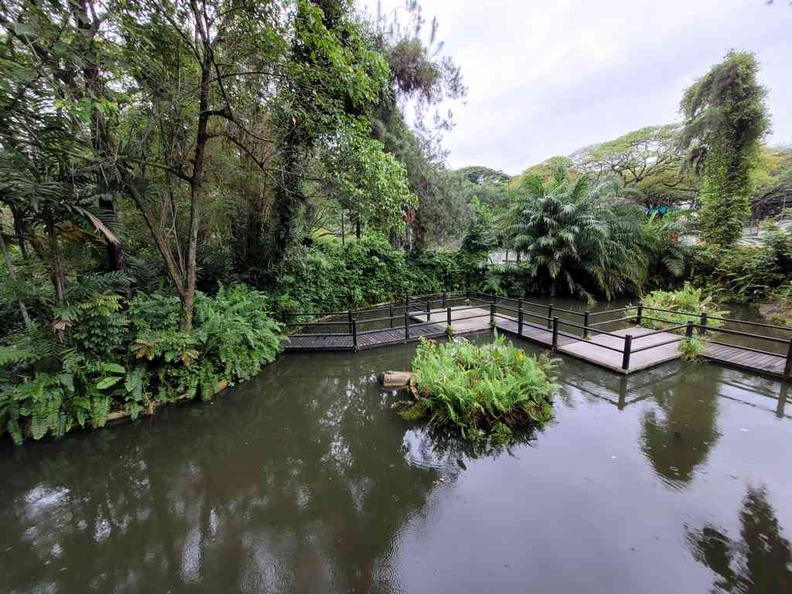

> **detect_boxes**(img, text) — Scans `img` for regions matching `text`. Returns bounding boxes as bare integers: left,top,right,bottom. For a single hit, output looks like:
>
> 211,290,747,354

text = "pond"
1,332,790,593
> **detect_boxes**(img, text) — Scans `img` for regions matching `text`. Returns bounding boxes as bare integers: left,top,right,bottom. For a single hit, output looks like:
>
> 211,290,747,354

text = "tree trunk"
272,132,300,264
0,226,32,331
180,47,213,332
45,213,65,307
73,0,128,272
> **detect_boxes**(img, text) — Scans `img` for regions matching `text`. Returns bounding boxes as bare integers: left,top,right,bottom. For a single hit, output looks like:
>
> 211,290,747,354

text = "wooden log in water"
379,371,414,388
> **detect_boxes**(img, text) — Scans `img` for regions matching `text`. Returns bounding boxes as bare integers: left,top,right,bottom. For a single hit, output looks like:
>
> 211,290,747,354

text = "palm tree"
505,167,647,299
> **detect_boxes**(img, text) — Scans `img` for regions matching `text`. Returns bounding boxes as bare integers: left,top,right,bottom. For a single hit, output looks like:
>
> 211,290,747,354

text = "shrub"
690,222,792,303
0,285,284,443
400,335,557,439
641,283,728,329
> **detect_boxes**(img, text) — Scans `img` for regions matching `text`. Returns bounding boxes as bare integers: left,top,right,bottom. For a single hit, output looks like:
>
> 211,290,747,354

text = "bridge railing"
283,291,792,377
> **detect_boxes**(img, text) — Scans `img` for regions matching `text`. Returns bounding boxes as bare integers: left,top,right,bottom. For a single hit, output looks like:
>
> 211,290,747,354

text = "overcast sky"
362,0,792,174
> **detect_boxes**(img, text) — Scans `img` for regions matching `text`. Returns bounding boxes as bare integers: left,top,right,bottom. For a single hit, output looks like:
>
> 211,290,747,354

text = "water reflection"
640,367,722,489
0,350,439,593
686,486,792,593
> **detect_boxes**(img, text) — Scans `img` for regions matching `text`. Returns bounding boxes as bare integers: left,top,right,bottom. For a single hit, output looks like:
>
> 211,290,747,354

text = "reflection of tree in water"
0,350,439,593
641,367,721,488
686,486,792,593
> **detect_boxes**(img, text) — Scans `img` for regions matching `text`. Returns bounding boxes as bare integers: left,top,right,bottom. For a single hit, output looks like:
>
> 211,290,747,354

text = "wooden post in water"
404,311,410,342
547,304,554,329
583,311,590,339
699,312,708,335
622,334,633,371
352,319,358,351
551,317,559,350
784,338,792,379
636,305,643,326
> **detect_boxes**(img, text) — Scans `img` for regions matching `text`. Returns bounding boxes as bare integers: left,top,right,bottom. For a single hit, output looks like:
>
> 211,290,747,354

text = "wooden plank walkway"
558,327,682,374
703,342,787,379
284,322,447,352
283,302,790,381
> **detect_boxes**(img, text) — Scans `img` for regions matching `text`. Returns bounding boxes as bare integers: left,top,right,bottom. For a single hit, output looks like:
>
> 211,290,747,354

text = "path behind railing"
282,291,792,380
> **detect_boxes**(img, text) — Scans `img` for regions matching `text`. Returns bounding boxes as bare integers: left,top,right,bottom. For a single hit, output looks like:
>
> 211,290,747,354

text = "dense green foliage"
641,283,727,329
690,222,792,303
402,335,556,440
679,51,770,246
504,168,648,300
0,285,283,443
269,234,487,315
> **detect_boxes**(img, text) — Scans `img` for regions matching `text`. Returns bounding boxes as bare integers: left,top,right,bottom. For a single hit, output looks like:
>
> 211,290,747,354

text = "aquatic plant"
680,335,706,361
401,335,557,439
641,283,728,329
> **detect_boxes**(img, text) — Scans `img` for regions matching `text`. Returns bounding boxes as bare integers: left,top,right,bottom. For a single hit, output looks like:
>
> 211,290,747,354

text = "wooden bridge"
283,291,792,380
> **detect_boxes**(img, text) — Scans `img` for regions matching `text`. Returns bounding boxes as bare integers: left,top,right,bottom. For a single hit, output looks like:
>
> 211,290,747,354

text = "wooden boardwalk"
283,300,791,381
285,321,447,351
703,342,787,379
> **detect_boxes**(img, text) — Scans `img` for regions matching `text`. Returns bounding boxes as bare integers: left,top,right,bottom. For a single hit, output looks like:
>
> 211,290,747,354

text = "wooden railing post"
404,311,410,342
347,309,353,334
426,299,431,322
490,302,495,325
686,321,694,338
447,306,452,331
352,319,358,351
389,304,394,329
442,291,447,309
552,317,559,350
547,304,554,329
583,311,590,339
622,334,633,371
518,307,524,337
636,305,643,326
784,338,792,379
699,312,708,335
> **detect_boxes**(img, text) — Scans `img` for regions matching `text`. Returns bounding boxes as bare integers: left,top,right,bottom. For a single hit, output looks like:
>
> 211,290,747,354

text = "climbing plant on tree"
679,51,770,246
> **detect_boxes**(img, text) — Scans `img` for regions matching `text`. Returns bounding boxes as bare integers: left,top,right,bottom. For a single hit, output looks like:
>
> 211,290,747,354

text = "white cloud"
362,0,792,174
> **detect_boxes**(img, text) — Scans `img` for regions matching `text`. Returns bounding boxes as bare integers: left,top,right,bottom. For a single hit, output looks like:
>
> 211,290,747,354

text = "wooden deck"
284,302,790,381
558,327,682,374
703,342,787,379
284,321,447,351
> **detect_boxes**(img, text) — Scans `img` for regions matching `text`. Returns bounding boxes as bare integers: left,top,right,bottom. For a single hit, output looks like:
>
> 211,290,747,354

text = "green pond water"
1,329,791,593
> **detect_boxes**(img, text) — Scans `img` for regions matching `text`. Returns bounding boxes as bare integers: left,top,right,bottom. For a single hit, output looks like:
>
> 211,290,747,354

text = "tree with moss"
679,51,770,246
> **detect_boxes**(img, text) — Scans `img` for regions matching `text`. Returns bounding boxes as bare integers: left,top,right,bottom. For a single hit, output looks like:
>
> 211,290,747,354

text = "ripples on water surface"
1,333,790,593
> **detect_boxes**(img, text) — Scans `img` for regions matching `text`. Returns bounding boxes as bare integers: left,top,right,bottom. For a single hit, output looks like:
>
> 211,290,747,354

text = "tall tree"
679,51,770,246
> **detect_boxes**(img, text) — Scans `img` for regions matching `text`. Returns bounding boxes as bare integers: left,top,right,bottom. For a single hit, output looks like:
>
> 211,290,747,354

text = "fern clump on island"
400,335,557,440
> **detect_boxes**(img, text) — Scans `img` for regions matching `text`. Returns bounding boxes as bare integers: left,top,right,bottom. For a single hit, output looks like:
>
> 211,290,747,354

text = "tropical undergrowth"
399,335,557,441
267,234,487,317
0,284,283,444
640,283,728,329
689,221,792,321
